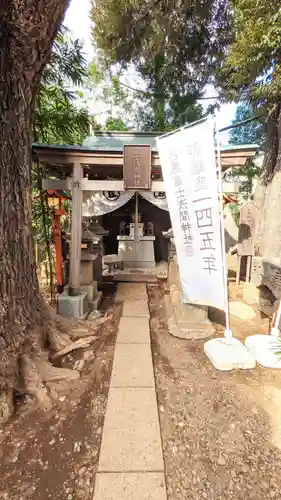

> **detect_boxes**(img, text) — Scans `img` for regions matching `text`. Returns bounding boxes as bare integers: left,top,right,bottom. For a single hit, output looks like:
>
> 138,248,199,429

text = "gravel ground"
148,283,281,500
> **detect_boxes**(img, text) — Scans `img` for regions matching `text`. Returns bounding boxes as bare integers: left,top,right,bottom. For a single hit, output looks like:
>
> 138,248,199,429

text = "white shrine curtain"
140,192,169,211
82,190,169,217
82,191,134,217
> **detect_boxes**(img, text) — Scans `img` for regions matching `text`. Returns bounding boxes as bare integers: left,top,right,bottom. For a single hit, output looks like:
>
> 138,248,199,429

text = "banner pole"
271,299,281,337
215,117,232,339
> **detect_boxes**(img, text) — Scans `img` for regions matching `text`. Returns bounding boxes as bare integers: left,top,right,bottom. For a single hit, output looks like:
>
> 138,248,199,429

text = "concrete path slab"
98,387,163,472
116,283,148,301
94,472,167,500
117,317,150,344
122,300,150,318
111,344,154,387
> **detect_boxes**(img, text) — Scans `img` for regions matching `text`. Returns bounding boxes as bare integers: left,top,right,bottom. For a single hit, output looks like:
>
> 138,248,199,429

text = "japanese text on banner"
157,118,225,310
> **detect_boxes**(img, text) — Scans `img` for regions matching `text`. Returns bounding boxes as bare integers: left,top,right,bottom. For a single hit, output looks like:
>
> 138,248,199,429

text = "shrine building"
32,131,259,318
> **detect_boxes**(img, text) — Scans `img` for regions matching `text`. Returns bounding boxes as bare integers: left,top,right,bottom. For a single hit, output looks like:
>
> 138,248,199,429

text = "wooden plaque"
238,201,260,256
123,144,151,190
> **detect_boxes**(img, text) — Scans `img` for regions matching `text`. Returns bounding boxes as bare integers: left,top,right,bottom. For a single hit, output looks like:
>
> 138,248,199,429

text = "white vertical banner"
157,117,226,310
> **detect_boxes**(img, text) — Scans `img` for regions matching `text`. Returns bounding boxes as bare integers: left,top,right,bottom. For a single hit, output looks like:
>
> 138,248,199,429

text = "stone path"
93,283,167,500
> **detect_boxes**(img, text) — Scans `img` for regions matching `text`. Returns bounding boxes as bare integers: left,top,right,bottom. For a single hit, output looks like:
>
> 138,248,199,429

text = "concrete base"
245,334,281,368
204,337,256,371
164,295,214,340
80,282,98,302
64,281,102,309
57,292,89,319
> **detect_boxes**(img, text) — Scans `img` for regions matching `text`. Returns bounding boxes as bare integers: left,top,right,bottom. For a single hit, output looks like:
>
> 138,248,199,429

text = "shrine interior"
101,195,171,262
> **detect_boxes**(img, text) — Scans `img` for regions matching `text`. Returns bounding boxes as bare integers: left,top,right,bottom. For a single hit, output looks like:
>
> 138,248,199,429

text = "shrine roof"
32,133,260,176
32,134,259,155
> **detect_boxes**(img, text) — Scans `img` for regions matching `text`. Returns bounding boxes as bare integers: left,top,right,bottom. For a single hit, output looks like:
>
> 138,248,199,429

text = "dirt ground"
148,282,281,500
0,285,121,500
2,276,281,500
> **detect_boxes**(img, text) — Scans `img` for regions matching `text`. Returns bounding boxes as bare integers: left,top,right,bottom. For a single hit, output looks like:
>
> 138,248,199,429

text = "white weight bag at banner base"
245,301,281,368
204,337,256,371
245,335,281,369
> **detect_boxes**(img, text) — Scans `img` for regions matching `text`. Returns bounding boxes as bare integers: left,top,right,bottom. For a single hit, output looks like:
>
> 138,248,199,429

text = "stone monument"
236,201,260,286
163,228,214,340
88,219,109,283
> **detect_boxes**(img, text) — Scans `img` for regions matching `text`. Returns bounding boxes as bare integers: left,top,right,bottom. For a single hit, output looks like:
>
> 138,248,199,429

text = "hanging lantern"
46,190,63,209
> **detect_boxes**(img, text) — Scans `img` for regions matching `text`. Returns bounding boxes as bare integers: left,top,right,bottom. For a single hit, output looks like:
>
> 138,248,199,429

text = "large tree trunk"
256,104,281,257
0,0,69,423
152,51,166,131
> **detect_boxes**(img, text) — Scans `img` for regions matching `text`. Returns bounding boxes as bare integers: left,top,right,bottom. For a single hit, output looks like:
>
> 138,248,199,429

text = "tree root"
51,336,97,360
20,354,80,410
47,328,72,352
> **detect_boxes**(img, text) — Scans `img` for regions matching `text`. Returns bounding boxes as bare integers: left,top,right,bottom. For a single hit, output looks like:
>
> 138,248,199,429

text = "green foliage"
229,203,240,223
135,98,204,132
33,28,90,277
104,116,128,131
229,103,264,145
219,1,281,106
92,0,232,130
218,2,281,182
34,26,89,145
93,0,232,85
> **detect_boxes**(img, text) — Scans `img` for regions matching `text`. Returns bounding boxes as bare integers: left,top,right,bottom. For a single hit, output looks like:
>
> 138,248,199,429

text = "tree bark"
0,0,69,421
256,104,281,257
152,51,166,131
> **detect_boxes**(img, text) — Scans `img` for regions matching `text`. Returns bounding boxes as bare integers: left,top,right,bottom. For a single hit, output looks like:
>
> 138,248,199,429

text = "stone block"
117,237,156,269
111,344,154,387
80,281,98,302
122,300,150,318
65,281,98,303
94,473,167,500
117,317,150,344
164,295,214,340
57,292,89,319
252,256,281,299
98,387,163,472
80,260,93,286
115,283,147,301
251,256,263,287
93,254,103,283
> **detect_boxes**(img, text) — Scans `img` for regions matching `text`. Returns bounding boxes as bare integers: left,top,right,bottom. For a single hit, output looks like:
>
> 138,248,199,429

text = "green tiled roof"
83,131,160,151
83,132,259,153
33,131,260,154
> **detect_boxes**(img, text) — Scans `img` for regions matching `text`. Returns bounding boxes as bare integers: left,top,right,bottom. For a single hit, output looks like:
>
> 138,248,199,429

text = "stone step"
115,283,148,301
94,472,167,500
98,388,164,473
122,300,150,318
111,344,154,388
117,317,150,344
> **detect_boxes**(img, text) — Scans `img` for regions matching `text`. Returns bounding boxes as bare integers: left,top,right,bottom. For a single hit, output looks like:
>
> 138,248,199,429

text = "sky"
64,0,236,143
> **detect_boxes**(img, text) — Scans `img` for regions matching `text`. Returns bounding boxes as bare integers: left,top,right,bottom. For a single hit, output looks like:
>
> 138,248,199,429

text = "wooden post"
236,255,242,287
52,212,63,292
246,255,252,283
69,162,83,296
